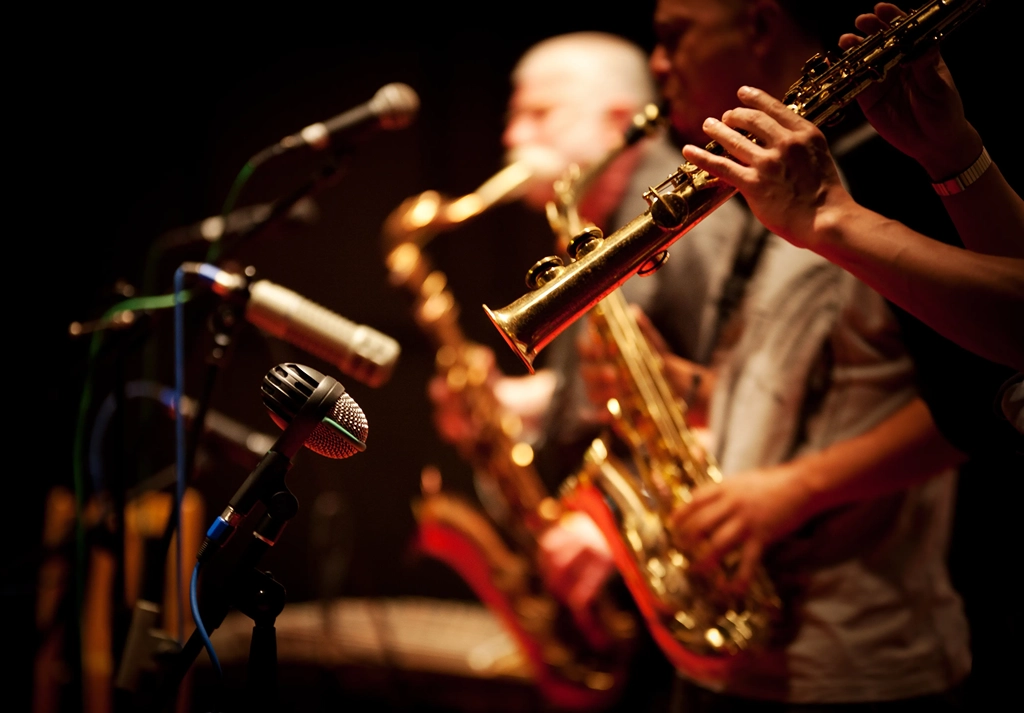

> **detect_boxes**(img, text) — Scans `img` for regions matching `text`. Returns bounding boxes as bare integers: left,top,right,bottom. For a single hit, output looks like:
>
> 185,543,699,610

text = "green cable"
205,160,257,264
70,289,195,650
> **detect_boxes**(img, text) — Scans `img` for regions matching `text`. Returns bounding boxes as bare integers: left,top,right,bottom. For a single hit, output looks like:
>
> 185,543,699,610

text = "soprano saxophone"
382,152,637,710
543,131,780,680
484,0,990,372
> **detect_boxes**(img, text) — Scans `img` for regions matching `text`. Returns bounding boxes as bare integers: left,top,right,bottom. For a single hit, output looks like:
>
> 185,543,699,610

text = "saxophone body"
484,0,989,373
383,165,636,710
541,140,780,679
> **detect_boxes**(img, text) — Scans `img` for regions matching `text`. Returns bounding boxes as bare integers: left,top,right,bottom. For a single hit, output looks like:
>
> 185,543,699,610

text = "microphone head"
369,83,419,130
261,363,368,459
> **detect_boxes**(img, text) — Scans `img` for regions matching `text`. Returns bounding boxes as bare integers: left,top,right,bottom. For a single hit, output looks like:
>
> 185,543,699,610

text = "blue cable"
88,382,176,495
174,266,187,644
190,562,222,676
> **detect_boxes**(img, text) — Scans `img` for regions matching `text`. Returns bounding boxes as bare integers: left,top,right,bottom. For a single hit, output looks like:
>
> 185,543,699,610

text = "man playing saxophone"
566,0,980,710
428,31,748,616
677,3,1024,419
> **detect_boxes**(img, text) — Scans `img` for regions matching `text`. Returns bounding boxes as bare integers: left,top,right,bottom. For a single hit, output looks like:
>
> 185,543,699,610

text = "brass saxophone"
382,154,637,710
543,139,781,678
484,0,990,372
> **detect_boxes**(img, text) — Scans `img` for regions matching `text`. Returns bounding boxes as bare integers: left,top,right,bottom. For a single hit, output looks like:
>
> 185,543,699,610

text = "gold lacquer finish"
383,157,636,706
540,119,780,670
484,0,990,372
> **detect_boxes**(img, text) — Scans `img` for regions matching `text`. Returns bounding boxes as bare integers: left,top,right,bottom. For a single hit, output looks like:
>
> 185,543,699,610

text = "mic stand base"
238,569,286,713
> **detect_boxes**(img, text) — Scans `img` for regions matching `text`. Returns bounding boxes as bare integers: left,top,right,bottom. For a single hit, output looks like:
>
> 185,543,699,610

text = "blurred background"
18,2,1017,711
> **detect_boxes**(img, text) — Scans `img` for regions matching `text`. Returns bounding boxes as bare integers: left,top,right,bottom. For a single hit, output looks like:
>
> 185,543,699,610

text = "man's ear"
746,0,787,62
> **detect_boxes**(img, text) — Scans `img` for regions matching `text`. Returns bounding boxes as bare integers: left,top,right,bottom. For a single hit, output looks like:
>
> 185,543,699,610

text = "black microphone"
188,263,401,387
155,198,319,250
269,83,419,158
200,363,367,560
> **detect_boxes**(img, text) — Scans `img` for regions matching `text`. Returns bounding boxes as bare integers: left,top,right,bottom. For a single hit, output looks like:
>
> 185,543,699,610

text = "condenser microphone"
246,280,400,388
272,83,419,156
186,263,401,387
200,364,367,560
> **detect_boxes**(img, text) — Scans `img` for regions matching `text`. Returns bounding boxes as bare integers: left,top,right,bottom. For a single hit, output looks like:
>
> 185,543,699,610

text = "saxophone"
382,152,639,710
544,141,781,680
484,0,990,372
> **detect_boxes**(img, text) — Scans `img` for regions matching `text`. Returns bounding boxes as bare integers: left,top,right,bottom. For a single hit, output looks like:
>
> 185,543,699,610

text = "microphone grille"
261,363,368,460
307,392,369,459
371,83,420,130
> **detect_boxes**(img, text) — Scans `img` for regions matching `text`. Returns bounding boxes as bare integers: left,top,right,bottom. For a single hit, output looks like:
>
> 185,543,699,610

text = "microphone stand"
151,368,344,712
156,486,299,713
212,151,350,263
115,288,247,712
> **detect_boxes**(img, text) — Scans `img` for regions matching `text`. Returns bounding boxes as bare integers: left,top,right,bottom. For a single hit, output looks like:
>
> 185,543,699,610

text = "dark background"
16,1,1019,710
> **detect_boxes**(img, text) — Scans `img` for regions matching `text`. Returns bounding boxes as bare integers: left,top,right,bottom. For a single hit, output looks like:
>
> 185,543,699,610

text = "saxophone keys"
638,250,670,276
645,185,690,229
584,671,617,691
524,255,566,290
567,227,604,260
510,442,535,467
536,496,562,523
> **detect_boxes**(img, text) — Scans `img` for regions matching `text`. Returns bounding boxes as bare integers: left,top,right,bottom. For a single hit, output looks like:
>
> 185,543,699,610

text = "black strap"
705,202,770,361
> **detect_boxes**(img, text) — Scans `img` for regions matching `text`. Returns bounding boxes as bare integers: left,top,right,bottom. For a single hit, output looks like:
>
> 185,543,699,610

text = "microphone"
188,263,401,387
272,83,419,157
200,363,367,560
259,362,368,460
155,198,319,249
247,280,400,388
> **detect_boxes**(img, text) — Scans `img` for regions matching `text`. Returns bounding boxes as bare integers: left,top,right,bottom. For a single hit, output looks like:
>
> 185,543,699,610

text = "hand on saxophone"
427,344,557,457
536,511,617,633
668,464,816,593
838,3,982,182
681,86,853,252
427,345,500,458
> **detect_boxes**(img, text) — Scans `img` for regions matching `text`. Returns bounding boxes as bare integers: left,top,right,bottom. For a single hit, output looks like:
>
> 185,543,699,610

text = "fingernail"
738,86,753,98
703,117,718,127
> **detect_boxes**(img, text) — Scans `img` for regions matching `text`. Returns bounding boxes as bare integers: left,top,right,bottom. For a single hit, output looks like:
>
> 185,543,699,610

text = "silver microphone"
245,279,401,388
277,82,419,153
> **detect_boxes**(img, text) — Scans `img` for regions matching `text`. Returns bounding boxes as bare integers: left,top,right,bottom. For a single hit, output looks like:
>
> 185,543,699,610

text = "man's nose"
503,115,534,149
649,45,671,82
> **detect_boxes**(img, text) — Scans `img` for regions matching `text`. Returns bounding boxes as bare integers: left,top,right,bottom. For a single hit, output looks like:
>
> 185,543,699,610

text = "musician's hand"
428,346,557,457
669,466,814,592
427,345,500,457
537,511,616,622
681,86,854,250
576,320,619,424
838,3,983,181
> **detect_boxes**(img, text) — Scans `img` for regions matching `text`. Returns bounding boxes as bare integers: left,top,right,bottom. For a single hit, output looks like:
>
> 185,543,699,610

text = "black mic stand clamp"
235,491,298,713
156,487,298,713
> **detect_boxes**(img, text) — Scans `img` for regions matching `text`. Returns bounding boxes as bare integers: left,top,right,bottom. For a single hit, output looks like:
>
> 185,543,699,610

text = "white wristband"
931,147,992,196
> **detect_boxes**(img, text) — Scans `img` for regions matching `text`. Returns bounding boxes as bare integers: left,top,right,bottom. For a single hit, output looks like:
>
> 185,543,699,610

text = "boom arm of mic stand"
212,153,351,263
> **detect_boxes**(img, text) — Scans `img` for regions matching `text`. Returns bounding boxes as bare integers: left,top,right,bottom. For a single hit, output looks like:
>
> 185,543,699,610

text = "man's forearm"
936,161,1024,258
784,398,965,519
813,199,1024,371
